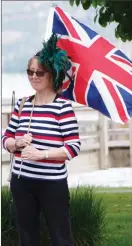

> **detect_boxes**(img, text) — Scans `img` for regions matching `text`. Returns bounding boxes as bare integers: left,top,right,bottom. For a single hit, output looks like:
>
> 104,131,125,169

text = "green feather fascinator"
36,33,72,91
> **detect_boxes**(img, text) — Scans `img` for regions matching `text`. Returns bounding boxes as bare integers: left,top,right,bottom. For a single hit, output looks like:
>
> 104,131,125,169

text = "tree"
69,0,132,42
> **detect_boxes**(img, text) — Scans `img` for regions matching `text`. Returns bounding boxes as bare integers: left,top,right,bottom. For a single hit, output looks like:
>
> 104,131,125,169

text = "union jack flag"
45,6,132,123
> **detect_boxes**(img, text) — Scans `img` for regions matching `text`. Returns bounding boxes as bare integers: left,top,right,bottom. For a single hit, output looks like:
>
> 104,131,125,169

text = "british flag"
45,6,132,123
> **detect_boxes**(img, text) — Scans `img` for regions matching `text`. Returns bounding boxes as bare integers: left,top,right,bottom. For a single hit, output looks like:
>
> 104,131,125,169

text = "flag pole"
51,3,57,8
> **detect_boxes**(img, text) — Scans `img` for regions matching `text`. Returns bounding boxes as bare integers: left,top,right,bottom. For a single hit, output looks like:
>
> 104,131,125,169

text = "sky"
2,0,132,74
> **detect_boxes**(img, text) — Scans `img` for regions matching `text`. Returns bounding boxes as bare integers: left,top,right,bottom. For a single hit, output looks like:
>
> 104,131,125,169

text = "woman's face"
27,57,53,92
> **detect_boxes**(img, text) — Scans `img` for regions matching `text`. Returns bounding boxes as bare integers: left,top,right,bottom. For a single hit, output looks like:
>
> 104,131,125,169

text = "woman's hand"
15,133,33,149
21,145,42,160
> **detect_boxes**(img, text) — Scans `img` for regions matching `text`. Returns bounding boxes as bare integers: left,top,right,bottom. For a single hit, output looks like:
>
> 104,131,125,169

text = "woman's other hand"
15,133,33,149
21,145,41,160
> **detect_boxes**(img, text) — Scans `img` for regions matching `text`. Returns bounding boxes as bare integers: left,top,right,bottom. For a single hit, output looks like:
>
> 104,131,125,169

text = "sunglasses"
26,69,48,77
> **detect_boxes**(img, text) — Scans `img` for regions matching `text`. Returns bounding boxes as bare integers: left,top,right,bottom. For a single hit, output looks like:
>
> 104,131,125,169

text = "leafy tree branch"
69,0,132,42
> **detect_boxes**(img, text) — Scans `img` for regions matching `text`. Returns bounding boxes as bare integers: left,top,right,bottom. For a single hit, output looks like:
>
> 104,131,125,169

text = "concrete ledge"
2,149,10,162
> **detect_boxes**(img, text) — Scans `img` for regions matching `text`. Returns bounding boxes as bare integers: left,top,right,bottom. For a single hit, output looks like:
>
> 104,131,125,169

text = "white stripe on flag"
44,7,54,41
93,70,124,123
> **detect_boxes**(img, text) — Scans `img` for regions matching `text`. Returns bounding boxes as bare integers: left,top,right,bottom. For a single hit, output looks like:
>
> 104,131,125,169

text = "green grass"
94,187,132,192
2,186,132,246
94,190,132,246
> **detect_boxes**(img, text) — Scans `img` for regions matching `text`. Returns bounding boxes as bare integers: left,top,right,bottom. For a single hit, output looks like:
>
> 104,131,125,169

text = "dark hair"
52,69,65,92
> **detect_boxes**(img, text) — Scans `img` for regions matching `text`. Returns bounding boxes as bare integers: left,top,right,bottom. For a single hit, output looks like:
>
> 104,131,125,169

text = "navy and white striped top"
2,95,81,181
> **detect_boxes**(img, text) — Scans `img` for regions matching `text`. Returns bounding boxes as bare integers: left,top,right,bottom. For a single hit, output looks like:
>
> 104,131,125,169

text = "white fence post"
130,118,132,167
99,114,109,169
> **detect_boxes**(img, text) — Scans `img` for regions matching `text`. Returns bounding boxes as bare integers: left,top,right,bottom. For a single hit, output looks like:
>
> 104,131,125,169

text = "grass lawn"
94,189,132,246
2,186,132,246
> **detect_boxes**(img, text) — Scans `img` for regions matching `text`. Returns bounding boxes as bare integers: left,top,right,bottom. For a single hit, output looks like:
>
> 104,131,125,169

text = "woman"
2,34,81,246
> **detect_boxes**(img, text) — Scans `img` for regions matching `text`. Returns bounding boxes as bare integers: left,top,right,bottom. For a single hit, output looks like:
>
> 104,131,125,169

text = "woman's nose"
32,72,37,78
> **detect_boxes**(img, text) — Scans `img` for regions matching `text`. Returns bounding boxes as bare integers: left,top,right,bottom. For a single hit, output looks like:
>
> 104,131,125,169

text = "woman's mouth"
32,81,40,84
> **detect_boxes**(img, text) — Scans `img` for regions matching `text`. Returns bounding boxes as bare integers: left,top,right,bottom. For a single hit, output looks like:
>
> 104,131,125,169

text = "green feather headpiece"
37,33,72,91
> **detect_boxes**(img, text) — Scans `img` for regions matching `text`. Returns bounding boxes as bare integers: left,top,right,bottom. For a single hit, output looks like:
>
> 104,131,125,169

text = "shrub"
70,187,106,246
2,186,106,246
1,186,19,246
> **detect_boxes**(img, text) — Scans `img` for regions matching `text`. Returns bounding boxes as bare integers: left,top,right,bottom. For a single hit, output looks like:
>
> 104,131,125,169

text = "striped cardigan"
2,95,81,181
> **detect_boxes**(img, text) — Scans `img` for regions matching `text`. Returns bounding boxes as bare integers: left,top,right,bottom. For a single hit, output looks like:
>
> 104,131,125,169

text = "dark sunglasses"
26,69,48,77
